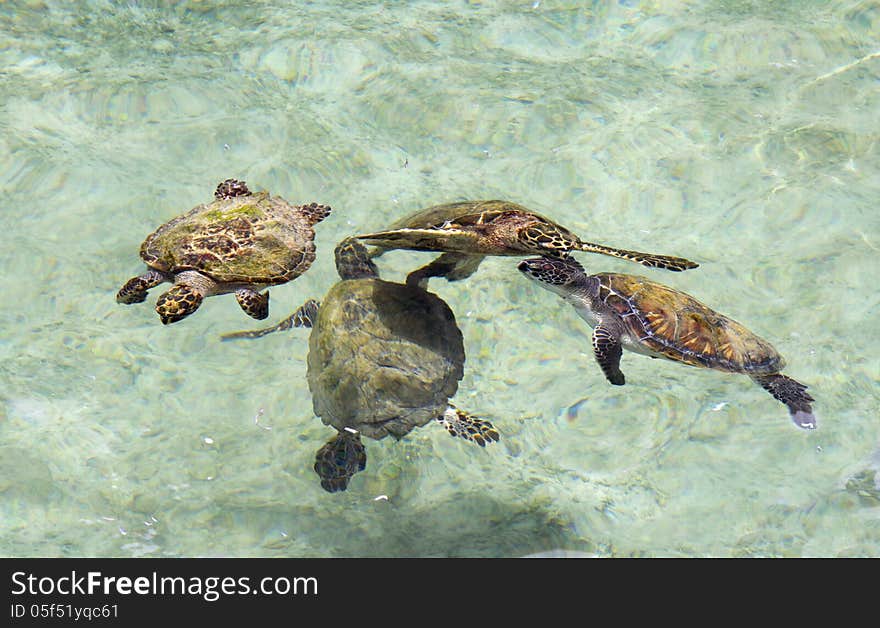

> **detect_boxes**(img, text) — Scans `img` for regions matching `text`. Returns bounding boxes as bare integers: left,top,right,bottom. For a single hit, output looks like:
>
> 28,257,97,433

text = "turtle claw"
437,406,500,447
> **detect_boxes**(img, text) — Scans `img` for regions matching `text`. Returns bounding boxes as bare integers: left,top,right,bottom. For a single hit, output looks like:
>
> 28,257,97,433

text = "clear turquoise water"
1,0,878,557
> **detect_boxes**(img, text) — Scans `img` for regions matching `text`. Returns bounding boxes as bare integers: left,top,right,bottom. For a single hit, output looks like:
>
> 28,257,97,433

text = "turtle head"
335,237,379,280
214,179,251,200
517,256,587,297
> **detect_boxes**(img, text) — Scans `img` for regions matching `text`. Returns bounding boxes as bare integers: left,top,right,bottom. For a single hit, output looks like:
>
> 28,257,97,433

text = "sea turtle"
517,256,816,429
116,179,331,324
356,200,699,287
222,238,499,492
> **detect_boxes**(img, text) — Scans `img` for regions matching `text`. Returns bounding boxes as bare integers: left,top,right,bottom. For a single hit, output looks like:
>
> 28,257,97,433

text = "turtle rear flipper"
235,288,269,320
436,405,500,447
577,241,699,272
220,299,319,341
314,431,367,493
751,373,817,429
299,202,332,226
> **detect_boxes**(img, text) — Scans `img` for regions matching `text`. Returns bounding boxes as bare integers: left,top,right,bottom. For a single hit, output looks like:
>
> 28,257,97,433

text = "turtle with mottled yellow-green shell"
357,200,699,287
116,179,331,324
518,256,816,429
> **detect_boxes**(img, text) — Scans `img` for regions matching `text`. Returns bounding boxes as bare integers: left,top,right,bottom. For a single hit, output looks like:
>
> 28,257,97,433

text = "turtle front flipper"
116,270,166,304
155,284,205,324
577,242,699,272
593,324,625,385
313,431,367,493
751,373,817,429
220,299,319,341
291,298,320,328
436,405,500,447
406,252,484,288
356,227,481,254
235,288,269,320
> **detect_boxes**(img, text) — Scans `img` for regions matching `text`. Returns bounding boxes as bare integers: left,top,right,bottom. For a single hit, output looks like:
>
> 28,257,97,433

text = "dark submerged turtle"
223,238,499,492
116,179,331,324
518,256,816,429
356,200,699,287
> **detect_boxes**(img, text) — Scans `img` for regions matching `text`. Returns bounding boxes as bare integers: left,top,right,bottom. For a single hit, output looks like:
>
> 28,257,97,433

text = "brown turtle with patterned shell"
518,256,816,429
116,179,331,324
223,238,499,492
356,200,699,287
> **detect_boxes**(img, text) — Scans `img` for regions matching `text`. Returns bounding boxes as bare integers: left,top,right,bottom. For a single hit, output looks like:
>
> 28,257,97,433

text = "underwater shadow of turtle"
336,490,579,557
